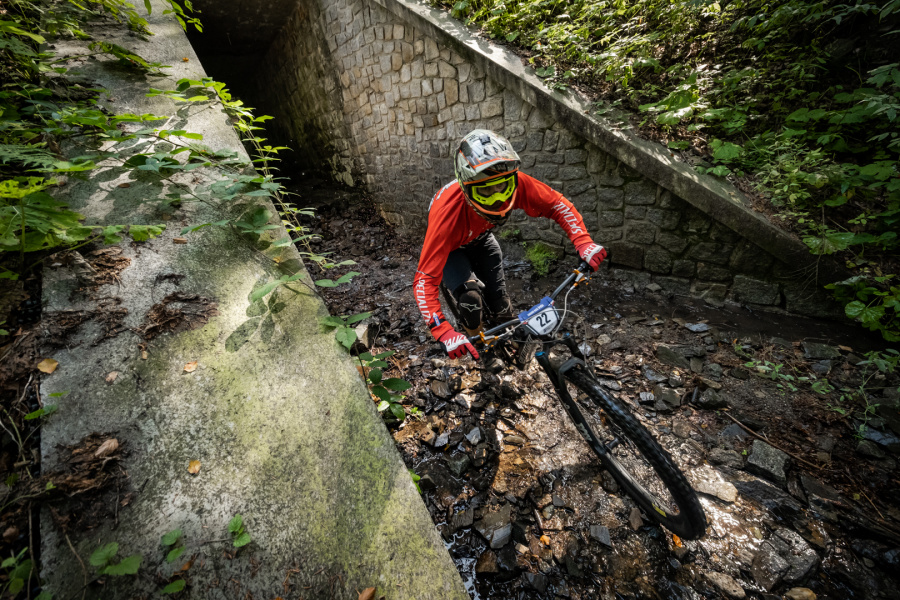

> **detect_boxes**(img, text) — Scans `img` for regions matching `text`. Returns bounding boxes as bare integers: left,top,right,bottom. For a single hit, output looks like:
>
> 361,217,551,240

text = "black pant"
443,233,512,329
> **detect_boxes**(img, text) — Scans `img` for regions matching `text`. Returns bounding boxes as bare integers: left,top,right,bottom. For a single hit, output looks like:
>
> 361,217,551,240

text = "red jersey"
414,173,593,338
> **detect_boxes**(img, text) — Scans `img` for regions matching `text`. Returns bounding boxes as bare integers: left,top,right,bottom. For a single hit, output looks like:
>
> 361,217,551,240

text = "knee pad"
456,288,483,330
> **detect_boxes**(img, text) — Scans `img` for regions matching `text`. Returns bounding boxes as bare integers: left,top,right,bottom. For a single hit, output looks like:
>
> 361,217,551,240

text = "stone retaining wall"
198,0,839,317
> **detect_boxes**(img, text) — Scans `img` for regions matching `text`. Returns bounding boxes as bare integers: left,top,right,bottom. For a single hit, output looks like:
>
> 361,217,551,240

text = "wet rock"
863,427,900,454
734,478,805,522
418,473,436,492
565,555,584,577
654,384,682,408
504,434,525,446
697,388,728,409
657,345,691,370
642,366,668,383
446,453,471,476
466,427,483,445
704,571,746,599
685,322,710,333
600,471,619,493
703,363,724,379
720,423,749,439
551,494,569,508
785,588,817,600
751,543,791,591
692,465,739,503
628,507,644,530
472,444,489,467
856,439,886,459
497,545,518,574
730,367,750,380
598,379,621,391
669,372,685,387
433,431,450,447
590,524,611,547
475,549,499,574
690,357,704,374
802,342,840,360
431,379,452,399
746,440,790,485
525,572,549,593
639,391,655,404
455,393,473,410
709,448,744,469
773,529,819,584
672,419,692,439
450,507,474,532
475,504,513,549
499,381,521,399
811,360,832,375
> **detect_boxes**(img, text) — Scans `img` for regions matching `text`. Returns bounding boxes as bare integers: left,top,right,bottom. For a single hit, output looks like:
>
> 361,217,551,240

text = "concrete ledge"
38,3,467,599
376,0,816,269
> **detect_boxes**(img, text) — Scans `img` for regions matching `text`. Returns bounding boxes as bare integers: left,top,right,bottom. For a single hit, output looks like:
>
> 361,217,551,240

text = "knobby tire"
563,363,707,540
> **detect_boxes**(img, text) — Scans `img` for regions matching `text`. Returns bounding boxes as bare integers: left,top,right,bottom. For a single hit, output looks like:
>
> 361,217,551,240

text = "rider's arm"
518,173,607,270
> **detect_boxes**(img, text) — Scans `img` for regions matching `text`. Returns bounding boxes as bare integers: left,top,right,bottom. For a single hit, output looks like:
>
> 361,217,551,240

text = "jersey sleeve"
414,227,451,337
518,173,593,248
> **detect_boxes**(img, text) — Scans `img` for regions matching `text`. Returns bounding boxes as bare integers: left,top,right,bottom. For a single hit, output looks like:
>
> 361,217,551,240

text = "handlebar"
468,260,594,344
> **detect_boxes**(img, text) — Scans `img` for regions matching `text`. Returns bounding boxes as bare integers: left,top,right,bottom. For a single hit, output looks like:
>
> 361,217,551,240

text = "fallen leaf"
839,345,852,352
183,361,198,373
359,588,376,600
173,237,188,244
141,350,148,360
95,438,119,457
182,57,189,62
175,557,195,574
117,182,131,188
37,358,59,374
672,533,683,548
540,535,550,545
188,460,201,475
105,371,119,384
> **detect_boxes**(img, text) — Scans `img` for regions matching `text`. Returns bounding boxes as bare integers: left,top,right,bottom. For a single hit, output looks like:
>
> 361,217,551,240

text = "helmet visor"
470,174,517,206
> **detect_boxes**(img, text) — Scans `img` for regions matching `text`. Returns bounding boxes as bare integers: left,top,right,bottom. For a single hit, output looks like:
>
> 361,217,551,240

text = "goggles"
470,174,517,206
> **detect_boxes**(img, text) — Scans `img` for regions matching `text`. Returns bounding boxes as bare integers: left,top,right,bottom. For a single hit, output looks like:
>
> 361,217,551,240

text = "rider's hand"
433,322,480,360
576,241,607,272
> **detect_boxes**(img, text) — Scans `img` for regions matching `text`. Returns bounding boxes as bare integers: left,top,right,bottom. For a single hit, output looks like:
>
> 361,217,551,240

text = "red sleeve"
517,173,593,248
414,185,459,338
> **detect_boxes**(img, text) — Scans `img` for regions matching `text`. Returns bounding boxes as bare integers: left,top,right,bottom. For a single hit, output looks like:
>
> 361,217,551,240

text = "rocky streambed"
300,181,900,600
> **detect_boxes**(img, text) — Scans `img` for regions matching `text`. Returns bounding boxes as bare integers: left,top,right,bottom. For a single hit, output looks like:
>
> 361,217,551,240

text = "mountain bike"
463,261,707,540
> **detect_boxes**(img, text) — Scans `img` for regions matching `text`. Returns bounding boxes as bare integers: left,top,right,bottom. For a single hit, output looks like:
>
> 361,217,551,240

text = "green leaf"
374,351,395,359
165,546,186,563
334,271,361,285
710,139,743,161
389,403,407,420
90,542,119,567
232,532,251,548
162,580,186,594
129,224,166,242
376,400,390,411
315,279,338,288
368,368,383,384
371,386,391,403
161,529,182,546
344,312,371,324
803,232,855,254
321,316,344,328
335,326,357,349
382,378,412,391
103,554,142,576
845,301,885,324
249,280,283,303
359,352,374,361
24,404,56,420
367,360,389,368
227,514,243,534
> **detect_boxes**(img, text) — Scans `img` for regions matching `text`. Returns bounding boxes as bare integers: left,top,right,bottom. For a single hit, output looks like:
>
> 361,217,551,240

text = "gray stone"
642,366,668,383
684,322,710,333
751,542,791,591
731,274,780,305
864,426,900,454
450,507,474,532
771,529,819,584
607,242,644,269
709,448,744,469
656,232,689,254
628,507,644,530
785,589,817,600
672,259,695,278
624,180,656,205
747,440,790,485
856,439,886,458
466,426,483,445
697,389,729,409
657,345,691,370
525,572,549,593
475,550,499,574
639,391,655,404
590,524,611,547
692,466,739,503
704,571,746,599
654,385,682,408
644,247,673,273
447,453,471,476
801,342,841,360
703,363,724,379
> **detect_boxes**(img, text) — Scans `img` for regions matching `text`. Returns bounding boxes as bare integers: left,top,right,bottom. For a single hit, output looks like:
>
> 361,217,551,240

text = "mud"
300,179,900,600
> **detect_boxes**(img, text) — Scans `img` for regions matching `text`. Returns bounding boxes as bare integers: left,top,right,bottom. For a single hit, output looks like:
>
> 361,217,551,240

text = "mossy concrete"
38,3,467,599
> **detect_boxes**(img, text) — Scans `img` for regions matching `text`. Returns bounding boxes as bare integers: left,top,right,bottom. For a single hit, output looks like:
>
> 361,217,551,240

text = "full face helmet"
454,129,521,225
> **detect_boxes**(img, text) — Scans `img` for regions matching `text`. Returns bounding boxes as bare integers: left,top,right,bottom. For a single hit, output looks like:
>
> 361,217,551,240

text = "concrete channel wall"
38,3,468,599
191,0,841,318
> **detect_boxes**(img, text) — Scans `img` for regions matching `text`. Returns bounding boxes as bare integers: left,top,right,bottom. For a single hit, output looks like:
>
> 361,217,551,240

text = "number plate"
518,297,559,336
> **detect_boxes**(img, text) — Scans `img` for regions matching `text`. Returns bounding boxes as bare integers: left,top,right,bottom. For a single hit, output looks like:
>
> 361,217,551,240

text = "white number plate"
519,297,559,336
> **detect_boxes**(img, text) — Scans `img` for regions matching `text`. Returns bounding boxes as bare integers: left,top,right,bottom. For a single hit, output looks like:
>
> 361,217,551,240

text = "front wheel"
561,363,707,540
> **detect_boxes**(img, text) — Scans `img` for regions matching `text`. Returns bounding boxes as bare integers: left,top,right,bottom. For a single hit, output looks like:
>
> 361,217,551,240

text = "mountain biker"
414,129,607,370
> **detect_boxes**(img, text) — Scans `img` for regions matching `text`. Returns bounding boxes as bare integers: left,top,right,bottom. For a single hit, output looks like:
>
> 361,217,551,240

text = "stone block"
532,164,559,181
697,263,733,282
672,260,695,278
526,131,544,151
445,79,459,105
644,248,673,274
469,80,486,102
450,104,465,122
391,53,402,71
564,179,595,197
438,60,456,79
624,180,656,205
624,206,647,220
401,42,414,63
596,228,623,241
654,276,691,296
565,148,587,164
422,79,433,97
655,232,689,255
597,187,624,210
527,107,553,129
747,440,790,486
400,64,411,83
626,224,656,245
731,275,780,305
542,130,559,152
425,62,438,77
608,242,644,269
458,63,472,83
687,242,732,265
600,211,624,227
729,240,775,278
482,97,503,118
465,104,481,120
647,208,680,230
680,208,711,233
559,166,587,181
709,221,742,243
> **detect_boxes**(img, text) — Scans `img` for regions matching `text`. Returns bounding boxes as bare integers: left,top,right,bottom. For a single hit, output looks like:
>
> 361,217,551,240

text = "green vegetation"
524,241,556,276
437,0,900,340
228,514,252,548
